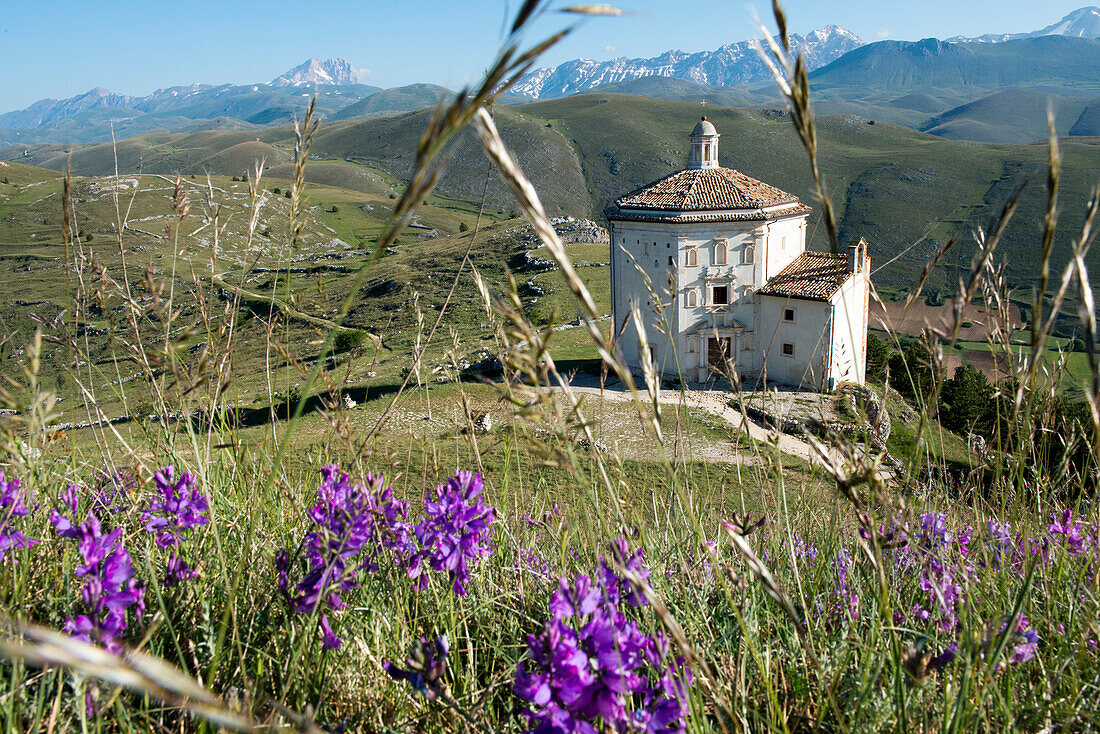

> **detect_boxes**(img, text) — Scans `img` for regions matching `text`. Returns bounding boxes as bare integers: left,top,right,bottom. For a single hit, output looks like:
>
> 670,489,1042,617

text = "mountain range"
510,25,863,99
1,8,1099,147
948,6,1100,43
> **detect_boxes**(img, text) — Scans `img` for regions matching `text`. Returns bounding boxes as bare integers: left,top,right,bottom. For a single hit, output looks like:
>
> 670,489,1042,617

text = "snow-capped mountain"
269,58,370,86
0,59,378,139
511,26,863,99
948,6,1100,42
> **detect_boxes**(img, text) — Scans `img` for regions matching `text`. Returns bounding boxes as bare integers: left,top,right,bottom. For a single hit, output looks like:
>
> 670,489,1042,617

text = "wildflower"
792,534,818,562
385,636,449,699
279,466,412,649
320,613,343,651
918,512,952,549
51,510,144,653
1008,616,1039,665
1049,509,1086,555
143,466,208,548
408,470,495,595
515,567,691,733
986,519,1015,567
142,465,209,586
599,536,650,607
0,471,36,563
830,549,859,621
92,469,135,515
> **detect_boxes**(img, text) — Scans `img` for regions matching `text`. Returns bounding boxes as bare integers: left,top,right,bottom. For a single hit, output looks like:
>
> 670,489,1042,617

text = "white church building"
606,117,870,390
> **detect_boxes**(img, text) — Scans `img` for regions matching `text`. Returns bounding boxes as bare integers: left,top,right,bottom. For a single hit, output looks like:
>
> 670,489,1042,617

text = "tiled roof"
614,167,801,212
757,252,854,302
606,203,811,224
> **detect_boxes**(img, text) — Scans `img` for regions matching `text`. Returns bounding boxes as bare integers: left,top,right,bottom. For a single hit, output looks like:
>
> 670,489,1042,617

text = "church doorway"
707,337,733,374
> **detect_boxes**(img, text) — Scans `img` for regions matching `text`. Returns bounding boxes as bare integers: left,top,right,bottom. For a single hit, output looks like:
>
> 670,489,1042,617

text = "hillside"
5,94,1099,294
809,36,1100,95
920,89,1097,143
329,84,455,120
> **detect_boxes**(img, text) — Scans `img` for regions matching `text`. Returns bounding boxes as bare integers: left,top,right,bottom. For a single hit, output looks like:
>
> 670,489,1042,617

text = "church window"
713,241,727,265
685,248,697,267
781,342,795,357
712,285,728,306
781,236,788,251
741,286,754,302
783,307,796,323
654,259,659,268
686,290,697,307
743,244,755,265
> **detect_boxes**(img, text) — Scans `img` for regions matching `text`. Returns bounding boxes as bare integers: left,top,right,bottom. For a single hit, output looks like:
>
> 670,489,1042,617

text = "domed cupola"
688,116,720,169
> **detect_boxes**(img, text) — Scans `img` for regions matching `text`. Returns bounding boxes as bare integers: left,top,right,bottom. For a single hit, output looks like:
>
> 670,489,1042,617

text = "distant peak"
269,58,370,86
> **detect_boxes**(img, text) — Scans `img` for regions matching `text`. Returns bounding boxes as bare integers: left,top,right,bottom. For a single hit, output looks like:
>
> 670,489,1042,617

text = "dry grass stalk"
0,622,262,732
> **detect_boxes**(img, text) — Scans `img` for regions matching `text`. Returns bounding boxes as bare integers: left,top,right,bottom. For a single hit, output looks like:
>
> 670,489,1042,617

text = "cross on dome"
688,116,720,169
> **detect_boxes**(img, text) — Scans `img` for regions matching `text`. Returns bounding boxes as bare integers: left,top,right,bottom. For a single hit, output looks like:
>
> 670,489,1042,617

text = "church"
605,117,870,390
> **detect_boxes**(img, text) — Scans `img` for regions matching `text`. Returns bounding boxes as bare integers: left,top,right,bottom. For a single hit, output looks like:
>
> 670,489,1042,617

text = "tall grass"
1,1,1099,732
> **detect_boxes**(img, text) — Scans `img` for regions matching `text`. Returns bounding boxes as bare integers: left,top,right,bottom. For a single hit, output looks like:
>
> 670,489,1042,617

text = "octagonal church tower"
605,116,870,390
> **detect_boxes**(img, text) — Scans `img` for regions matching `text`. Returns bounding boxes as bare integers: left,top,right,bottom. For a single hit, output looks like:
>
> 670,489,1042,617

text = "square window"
712,286,728,305
781,342,795,357
783,308,795,322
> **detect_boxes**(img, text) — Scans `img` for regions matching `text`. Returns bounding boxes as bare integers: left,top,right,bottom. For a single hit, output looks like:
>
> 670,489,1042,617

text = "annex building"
605,117,870,390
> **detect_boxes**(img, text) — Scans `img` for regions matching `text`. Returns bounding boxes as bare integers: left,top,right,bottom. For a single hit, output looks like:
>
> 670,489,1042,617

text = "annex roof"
757,251,854,302
613,167,802,213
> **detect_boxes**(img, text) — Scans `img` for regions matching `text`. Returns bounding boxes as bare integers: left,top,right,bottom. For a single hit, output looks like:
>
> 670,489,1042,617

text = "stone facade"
606,118,869,390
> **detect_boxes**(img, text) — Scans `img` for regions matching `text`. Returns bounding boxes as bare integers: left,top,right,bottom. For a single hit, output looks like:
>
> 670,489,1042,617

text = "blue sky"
0,1,1090,111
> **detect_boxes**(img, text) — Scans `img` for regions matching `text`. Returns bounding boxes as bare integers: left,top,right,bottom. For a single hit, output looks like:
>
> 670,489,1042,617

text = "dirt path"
554,376,825,467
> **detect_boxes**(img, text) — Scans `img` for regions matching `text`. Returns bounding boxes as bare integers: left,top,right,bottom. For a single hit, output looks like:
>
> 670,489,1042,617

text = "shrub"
333,328,368,353
459,221,469,232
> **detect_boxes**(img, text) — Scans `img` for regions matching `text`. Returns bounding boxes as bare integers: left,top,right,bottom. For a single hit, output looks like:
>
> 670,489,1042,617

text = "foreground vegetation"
1,2,1099,732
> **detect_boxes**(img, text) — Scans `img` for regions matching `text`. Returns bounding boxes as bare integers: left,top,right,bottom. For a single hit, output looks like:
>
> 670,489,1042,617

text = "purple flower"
598,537,650,608
919,512,952,549
385,636,449,699
986,519,1016,568
142,465,209,586
1049,510,1086,555
279,465,412,649
51,509,144,653
143,466,208,548
407,470,495,596
792,534,818,562
163,553,197,586
0,471,36,563
1008,616,1039,665
320,613,342,651
516,565,691,733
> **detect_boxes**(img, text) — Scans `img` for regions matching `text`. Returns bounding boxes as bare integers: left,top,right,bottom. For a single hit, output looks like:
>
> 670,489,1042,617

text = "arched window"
686,290,697,307
685,248,697,267
742,244,755,265
713,241,727,265
741,286,754,303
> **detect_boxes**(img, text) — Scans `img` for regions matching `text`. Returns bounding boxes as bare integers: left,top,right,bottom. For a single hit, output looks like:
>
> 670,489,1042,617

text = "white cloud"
875,29,890,39
603,44,617,52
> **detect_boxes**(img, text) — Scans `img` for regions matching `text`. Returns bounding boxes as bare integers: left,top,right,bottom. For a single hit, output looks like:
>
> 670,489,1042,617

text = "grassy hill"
920,89,1096,143
5,94,1100,294
329,84,455,120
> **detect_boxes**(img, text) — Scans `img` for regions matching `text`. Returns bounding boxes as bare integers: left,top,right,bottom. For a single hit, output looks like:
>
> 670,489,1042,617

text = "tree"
889,337,939,406
866,332,890,382
458,222,469,233
938,363,992,434
273,187,281,195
